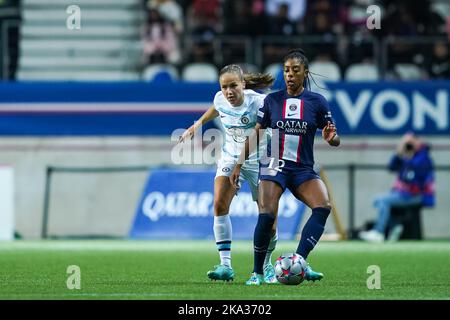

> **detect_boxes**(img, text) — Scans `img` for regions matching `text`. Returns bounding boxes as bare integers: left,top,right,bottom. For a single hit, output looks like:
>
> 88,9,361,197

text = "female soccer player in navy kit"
179,65,279,283
230,49,340,285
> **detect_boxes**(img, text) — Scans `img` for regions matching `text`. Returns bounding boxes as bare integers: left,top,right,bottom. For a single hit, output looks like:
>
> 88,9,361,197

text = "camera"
404,143,414,152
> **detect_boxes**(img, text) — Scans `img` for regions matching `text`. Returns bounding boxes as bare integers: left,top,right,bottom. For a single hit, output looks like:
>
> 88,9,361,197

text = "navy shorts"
259,158,321,193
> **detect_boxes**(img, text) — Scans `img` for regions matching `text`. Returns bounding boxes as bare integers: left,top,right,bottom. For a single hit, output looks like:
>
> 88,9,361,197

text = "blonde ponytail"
243,73,274,90
220,64,274,90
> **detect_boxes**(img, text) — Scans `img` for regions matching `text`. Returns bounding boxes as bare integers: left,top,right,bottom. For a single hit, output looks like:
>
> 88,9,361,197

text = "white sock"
214,214,232,268
264,230,278,267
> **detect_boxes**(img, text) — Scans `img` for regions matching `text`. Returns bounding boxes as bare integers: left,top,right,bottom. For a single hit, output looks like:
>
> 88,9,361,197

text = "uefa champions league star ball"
274,253,307,285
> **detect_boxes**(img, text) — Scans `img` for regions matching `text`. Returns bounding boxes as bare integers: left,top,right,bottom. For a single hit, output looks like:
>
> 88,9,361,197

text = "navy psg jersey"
257,89,334,167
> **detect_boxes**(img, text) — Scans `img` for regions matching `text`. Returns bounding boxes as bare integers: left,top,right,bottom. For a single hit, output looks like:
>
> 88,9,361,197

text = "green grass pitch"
0,240,449,300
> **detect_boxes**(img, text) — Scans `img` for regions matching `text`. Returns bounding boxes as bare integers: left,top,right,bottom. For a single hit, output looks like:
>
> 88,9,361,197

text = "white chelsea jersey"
213,89,266,162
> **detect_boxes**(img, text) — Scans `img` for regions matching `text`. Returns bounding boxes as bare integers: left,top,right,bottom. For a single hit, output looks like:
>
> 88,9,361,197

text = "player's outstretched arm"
178,106,219,143
322,121,340,147
230,123,262,189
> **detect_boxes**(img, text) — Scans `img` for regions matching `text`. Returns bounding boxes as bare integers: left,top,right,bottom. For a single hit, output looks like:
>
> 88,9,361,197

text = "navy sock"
253,213,275,274
296,207,330,259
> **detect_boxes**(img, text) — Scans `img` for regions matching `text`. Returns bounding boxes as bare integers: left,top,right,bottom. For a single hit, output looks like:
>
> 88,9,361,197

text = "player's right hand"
230,166,241,190
178,127,195,144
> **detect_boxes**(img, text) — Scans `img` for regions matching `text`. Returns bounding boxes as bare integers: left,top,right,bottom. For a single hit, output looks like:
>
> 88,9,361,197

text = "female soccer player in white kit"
179,65,278,283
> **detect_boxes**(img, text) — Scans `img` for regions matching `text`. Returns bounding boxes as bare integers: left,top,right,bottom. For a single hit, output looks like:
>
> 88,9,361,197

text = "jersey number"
268,158,285,172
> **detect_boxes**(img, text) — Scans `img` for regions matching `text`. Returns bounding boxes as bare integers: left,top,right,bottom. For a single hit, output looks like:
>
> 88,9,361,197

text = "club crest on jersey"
240,116,249,124
284,98,302,119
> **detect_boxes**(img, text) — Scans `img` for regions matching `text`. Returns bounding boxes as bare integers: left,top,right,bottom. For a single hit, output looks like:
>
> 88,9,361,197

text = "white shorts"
215,159,259,201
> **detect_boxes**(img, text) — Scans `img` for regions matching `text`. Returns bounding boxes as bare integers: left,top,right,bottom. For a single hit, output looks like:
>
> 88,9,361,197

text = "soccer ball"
274,253,307,285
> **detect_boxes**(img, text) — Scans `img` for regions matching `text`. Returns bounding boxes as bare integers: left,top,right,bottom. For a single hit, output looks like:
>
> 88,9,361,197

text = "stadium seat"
23,0,140,5
16,70,140,81
22,8,140,23
263,63,282,78
431,1,450,23
18,0,143,81
345,63,379,81
238,63,259,74
19,56,133,69
142,64,179,82
386,204,423,240
21,25,139,38
309,61,341,81
182,63,218,82
394,64,423,80
306,61,341,96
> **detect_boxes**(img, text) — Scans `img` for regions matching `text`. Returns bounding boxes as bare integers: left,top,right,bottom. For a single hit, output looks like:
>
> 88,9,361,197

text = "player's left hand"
178,126,195,144
230,165,241,190
322,121,337,143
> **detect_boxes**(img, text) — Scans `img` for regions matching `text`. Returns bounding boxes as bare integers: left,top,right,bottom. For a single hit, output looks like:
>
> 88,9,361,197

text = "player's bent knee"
258,204,277,214
214,201,230,216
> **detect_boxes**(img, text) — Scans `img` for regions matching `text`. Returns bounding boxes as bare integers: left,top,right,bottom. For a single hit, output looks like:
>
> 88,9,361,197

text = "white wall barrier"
0,166,14,240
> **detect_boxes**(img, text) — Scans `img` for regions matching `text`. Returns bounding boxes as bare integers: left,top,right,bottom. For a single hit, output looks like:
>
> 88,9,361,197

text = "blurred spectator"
266,0,306,23
447,16,450,40
222,0,269,36
221,1,262,65
306,11,338,61
305,0,341,29
359,133,435,242
425,41,450,79
142,0,449,80
267,3,297,36
249,0,268,36
407,0,446,36
304,0,341,63
339,0,378,65
341,0,370,35
223,1,253,35
148,0,184,34
185,0,221,63
0,0,21,79
264,3,298,66
377,3,417,65
186,0,221,32
142,8,180,64
375,0,446,67
192,0,220,22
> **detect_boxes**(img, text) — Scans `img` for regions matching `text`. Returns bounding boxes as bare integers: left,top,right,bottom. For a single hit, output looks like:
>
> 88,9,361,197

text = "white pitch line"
0,293,179,298
0,241,449,253
56,293,178,297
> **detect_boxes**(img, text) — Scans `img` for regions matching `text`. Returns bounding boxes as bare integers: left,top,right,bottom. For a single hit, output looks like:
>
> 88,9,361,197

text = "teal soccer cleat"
263,264,278,284
304,264,324,282
207,265,234,282
245,272,264,286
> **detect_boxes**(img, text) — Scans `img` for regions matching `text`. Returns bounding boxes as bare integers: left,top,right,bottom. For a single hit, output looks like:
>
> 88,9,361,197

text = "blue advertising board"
0,81,448,135
129,168,306,240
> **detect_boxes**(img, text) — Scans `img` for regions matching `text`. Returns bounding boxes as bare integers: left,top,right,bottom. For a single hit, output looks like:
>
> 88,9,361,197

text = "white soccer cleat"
359,230,384,243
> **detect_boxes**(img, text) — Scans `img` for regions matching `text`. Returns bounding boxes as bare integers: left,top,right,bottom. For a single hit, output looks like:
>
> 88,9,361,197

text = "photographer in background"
0,0,21,79
359,132,435,242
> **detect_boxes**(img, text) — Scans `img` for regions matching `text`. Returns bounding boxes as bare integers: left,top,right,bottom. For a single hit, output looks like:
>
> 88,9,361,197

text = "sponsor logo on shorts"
222,167,231,172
